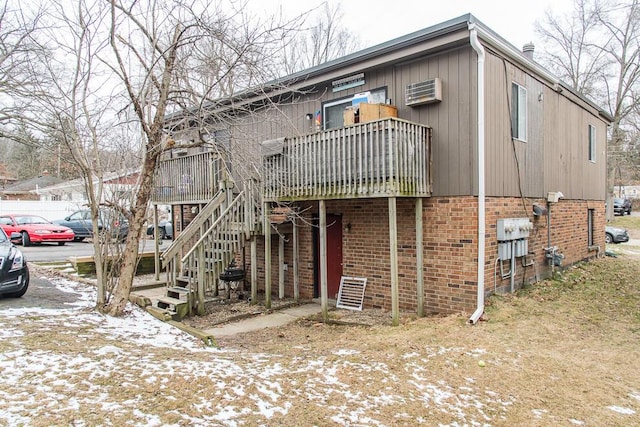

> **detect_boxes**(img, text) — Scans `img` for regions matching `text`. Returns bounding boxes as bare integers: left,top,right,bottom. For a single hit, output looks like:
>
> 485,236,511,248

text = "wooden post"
416,198,424,317
225,179,233,208
319,200,328,321
153,204,160,281
389,197,399,326
278,234,285,299
197,245,205,315
264,202,272,309
251,236,257,305
293,219,299,302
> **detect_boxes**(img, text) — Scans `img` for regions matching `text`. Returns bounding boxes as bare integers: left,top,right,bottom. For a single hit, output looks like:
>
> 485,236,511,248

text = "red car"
0,214,75,246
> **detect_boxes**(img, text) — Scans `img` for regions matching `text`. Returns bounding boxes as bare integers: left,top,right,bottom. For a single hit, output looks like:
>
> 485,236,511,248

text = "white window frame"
511,82,527,142
323,97,353,130
588,124,596,162
322,87,387,130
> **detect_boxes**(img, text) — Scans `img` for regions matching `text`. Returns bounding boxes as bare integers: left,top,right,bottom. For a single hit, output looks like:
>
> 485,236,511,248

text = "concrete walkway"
131,284,324,338
201,303,323,337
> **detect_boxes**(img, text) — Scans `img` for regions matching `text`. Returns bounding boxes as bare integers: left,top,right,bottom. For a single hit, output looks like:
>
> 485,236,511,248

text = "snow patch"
333,349,360,356
607,406,636,415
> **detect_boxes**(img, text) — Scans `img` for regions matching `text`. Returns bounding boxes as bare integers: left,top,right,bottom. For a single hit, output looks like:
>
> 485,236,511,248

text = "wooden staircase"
154,185,259,319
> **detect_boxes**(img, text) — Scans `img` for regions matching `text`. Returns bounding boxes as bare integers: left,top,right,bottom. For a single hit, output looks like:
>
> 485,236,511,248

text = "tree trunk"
103,155,159,316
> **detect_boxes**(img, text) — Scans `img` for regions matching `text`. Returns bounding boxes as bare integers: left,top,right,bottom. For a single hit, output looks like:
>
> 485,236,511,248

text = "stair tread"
157,296,187,305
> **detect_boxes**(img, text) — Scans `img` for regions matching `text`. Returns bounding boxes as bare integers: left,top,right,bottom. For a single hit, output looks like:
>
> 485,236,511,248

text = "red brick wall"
243,197,605,315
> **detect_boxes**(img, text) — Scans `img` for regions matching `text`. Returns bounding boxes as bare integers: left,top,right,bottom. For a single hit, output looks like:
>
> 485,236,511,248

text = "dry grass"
7,238,640,425
208,255,640,425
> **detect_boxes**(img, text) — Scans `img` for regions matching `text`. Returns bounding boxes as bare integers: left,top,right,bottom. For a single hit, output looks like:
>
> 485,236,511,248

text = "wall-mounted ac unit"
405,77,442,106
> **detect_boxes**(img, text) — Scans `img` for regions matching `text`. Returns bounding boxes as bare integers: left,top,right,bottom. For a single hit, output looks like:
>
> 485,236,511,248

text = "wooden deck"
262,117,432,201
152,152,223,204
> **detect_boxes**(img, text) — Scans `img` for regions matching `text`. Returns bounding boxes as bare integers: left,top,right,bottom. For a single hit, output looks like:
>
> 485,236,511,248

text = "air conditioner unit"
405,77,442,106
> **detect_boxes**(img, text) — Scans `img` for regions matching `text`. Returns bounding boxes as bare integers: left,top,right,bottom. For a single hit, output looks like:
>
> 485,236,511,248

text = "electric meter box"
497,218,533,241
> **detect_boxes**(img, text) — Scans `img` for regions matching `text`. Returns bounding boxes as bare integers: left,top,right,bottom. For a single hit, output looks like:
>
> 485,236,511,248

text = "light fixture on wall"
532,203,547,216
305,113,313,120
345,223,352,233
547,191,564,203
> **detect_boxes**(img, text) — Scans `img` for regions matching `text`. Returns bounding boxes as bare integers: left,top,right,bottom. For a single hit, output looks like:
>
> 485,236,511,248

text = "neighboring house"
0,163,17,189
35,170,140,204
614,186,639,199
152,14,610,323
0,175,64,201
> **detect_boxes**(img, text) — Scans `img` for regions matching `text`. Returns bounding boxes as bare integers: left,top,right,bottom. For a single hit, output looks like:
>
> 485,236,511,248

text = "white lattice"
336,276,367,311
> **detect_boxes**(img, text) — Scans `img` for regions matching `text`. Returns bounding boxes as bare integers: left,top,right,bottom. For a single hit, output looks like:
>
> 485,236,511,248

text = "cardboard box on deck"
343,103,398,125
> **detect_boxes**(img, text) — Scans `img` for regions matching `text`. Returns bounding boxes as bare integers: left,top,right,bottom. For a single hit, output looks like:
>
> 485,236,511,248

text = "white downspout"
469,24,486,324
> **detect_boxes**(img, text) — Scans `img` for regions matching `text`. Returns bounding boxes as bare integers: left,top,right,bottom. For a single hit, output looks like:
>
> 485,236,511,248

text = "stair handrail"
181,190,246,262
161,189,227,263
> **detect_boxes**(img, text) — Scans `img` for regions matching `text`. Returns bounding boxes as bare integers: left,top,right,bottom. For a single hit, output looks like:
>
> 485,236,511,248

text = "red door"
316,214,343,300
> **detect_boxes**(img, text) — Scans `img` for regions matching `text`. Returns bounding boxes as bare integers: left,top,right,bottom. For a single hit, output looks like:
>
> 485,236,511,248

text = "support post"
225,179,233,208
264,202,272,309
319,200,328,321
153,204,160,281
416,198,424,317
251,236,257,305
293,219,299,302
389,197,399,326
197,245,205,315
279,234,285,299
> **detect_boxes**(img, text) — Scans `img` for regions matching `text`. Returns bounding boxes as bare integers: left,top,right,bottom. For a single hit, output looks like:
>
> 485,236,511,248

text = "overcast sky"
256,0,574,52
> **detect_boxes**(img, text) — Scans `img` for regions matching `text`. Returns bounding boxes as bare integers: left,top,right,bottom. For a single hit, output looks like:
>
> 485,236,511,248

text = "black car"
605,225,630,244
613,198,632,216
0,229,30,298
53,208,129,242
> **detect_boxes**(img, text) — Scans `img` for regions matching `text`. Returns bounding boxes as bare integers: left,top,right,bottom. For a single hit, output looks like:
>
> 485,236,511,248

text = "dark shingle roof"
3,175,65,192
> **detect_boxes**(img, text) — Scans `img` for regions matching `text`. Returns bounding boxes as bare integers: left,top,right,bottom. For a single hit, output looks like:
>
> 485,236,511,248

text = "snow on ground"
0,276,638,425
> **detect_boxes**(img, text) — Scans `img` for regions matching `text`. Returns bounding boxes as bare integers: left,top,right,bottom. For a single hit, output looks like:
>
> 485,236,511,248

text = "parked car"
146,220,173,240
605,225,629,244
0,228,29,298
53,208,129,242
0,214,75,246
613,197,632,215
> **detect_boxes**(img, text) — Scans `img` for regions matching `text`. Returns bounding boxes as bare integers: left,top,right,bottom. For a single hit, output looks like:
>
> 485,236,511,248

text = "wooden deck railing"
262,117,432,201
152,152,223,204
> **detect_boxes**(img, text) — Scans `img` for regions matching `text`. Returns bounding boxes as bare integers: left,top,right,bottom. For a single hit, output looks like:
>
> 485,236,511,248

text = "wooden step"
156,296,189,320
157,295,185,308
167,286,191,301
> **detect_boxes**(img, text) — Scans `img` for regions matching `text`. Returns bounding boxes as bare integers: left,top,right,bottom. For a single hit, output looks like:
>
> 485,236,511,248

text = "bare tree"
0,2,43,125
536,0,640,197
535,0,608,98
596,1,640,146
280,2,361,75
0,0,334,316
101,0,305,315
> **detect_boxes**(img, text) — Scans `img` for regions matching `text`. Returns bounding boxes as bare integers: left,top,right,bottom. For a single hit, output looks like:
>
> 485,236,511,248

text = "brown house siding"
484,52,607,201
225,46,477,198
243,197,605,316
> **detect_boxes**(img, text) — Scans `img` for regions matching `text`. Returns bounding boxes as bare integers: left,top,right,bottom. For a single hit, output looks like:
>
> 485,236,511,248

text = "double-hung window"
511,82,527,141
